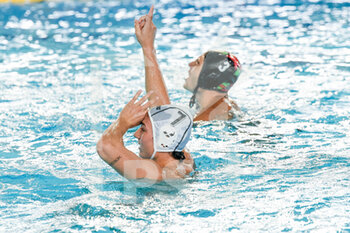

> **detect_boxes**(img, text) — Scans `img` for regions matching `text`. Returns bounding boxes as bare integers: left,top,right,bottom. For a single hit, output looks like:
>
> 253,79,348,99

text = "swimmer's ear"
148,5,154,19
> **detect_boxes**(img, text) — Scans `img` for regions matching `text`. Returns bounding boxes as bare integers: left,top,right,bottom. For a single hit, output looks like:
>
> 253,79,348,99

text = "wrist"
101,119,127,147
142,46,155,54
142,47,157,67
115,119,130,136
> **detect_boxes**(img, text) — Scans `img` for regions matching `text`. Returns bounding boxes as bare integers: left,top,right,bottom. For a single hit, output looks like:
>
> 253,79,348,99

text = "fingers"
135,6,154,32
138,15,146,24
136,91,153,106
130,90,155,108
135,17,148,35
139,19,146,30
141,15,152,27
148,5,154,19
134,19,141,35
131,90,142,103
142,98,155,109
138,6,154,21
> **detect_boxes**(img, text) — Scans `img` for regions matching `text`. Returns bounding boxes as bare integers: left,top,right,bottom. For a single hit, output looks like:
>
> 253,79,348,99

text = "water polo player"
135,6,242,121
96,91,195,180
184,51,241,121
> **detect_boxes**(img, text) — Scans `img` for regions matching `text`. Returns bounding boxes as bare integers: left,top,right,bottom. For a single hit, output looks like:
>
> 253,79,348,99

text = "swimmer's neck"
153,152,186,179
195,88,228,112
153,152,177,168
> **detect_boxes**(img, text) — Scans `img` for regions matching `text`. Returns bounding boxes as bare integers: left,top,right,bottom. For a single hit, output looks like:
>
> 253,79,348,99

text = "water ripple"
1,0,349,232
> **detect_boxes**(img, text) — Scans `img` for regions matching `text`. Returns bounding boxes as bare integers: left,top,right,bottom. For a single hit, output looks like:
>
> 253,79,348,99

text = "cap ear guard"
227,53,241,68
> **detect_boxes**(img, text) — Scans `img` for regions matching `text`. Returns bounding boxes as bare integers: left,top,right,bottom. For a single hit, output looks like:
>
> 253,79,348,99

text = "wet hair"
172,151,185,160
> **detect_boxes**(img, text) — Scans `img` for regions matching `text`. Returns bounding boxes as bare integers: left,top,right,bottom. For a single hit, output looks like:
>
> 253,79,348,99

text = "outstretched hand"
118,90,156,130
134,6,157,50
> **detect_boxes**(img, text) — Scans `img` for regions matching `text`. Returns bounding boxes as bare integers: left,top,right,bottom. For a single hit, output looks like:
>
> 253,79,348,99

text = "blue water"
1,0,350,232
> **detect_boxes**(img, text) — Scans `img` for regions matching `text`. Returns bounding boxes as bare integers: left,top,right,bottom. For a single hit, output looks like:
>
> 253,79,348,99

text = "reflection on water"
0,0,350,232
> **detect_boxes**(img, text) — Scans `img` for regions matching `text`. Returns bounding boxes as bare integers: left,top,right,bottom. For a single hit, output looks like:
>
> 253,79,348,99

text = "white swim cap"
148,105,193,160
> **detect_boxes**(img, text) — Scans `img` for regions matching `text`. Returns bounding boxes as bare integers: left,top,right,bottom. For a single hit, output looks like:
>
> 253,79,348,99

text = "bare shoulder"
161,151,195,179
194,97,237,121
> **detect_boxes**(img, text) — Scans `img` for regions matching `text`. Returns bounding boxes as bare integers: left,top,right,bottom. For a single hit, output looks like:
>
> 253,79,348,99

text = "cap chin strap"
150,150,156,160
148,111,157,160
189,86,199,108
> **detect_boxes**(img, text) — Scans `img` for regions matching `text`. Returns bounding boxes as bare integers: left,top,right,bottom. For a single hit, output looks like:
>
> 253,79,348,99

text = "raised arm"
134,6,170,106
96,90,162,180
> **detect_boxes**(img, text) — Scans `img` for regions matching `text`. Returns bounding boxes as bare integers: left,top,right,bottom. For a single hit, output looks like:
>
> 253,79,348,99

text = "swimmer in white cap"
97,6,195,181
97,91,195,180
135,6,242,121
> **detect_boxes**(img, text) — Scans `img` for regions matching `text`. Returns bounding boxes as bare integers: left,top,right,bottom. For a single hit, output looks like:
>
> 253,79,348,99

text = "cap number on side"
218,60,230,72
171,111,186,126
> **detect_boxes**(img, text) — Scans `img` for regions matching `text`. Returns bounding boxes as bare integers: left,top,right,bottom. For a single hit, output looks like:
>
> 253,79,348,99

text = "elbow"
96,138,105,160
96,136,120,164
96,138,104,159
96,137,113,161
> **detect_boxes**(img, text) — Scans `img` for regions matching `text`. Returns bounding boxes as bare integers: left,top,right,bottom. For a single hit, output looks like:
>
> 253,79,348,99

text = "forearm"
97,119,127,163
97,138,151,179
142,47,170,106
97,123,162,180
102,119,127,145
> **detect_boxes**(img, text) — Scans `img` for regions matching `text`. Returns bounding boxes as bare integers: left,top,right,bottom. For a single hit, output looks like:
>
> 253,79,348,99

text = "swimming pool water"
0,0,349,232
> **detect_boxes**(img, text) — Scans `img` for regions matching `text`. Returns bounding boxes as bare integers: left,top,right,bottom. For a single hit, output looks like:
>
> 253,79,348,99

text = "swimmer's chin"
138,149,148,159
183,84,194,93
183,82,191,92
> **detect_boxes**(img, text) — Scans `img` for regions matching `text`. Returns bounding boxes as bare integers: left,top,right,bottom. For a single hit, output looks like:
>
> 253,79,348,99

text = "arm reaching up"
134,6,170,106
